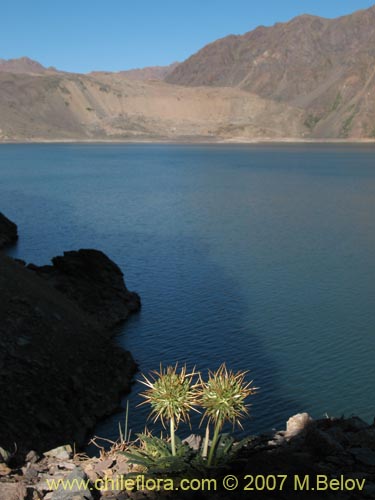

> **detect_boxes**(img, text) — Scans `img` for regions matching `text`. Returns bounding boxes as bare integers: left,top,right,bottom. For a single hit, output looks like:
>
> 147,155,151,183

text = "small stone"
23,466,39,480
36,474,66,493
44,445,73,461
268,432,286,446
182,434,202,451
0,446,10,464
50,467,93,500
26,450,40,464
0,462,12,475
285,413,313,439
57,461,77,470
49,465,59,474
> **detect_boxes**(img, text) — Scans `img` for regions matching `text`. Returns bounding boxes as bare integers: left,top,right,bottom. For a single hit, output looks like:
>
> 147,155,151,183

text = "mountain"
0,71,304,141
91,62,180,81
166,5,375,138
2,5,375,141
0,56,50,74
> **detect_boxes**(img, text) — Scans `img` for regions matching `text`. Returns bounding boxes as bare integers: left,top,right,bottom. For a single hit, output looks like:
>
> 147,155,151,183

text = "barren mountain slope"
90,62,180,81
0,56,53,74
0,71,306,141
166,6,375,138
3,6,375,140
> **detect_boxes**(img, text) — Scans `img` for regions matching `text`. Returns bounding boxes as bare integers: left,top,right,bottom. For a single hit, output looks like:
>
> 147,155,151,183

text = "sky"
1,0,375,73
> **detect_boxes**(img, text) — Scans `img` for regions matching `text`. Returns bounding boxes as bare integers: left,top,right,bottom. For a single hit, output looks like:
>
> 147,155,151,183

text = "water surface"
1,143,374,441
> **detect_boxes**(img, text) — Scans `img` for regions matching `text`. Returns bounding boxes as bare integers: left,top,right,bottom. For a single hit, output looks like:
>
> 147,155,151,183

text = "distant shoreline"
1,137,375,145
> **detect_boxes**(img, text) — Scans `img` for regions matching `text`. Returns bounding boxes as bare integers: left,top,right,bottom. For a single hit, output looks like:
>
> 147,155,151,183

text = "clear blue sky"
1,0,374,73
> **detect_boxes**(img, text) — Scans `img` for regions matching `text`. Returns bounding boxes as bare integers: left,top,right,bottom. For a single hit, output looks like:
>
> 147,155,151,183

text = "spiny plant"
197,363,256,466
122,431,195,474
139,363,199,456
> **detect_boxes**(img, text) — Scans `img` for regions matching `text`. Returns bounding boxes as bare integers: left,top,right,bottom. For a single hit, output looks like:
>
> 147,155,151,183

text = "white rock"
0,446,10,464
44,445,73,461
285,413,313,439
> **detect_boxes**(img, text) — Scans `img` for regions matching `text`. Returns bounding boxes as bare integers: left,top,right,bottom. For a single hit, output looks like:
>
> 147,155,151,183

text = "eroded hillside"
2,5,375,140
0,71,306,141
166,6,375,139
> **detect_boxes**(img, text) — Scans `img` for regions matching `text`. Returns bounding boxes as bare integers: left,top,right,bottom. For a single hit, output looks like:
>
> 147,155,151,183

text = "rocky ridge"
90,62,180,82
0,57,53,74
0,215,140,453
28,249,140,330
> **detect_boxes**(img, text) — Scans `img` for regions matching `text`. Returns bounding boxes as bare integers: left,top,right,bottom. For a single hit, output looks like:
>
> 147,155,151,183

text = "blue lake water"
1,143,375,442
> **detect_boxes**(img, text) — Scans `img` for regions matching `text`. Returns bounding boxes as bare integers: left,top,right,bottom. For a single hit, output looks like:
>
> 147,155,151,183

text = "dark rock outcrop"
28,249,141,329
228,413,375,499
0,217,140,453
0,212,18,248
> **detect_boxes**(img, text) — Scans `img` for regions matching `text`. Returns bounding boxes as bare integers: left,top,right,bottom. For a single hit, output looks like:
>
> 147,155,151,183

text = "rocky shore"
1,413,375,499
0,212,18,248
0,213,140,453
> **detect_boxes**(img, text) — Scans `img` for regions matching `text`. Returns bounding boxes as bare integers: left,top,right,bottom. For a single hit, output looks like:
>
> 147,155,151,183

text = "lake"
1,143,375,442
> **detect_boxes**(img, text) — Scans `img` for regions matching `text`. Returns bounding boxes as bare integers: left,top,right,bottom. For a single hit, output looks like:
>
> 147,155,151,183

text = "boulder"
285,413,313,440
44,445,73,461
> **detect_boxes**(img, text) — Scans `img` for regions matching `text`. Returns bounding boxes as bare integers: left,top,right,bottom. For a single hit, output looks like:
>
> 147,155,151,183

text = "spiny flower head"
139,363,199,427
197,363,256,429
